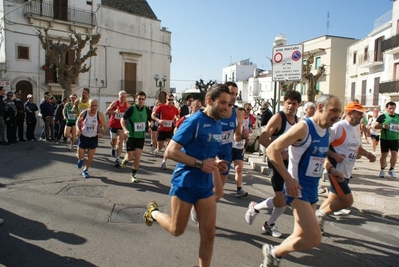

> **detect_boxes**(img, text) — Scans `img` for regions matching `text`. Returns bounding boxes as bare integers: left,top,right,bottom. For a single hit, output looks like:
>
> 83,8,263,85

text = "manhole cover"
60,185,107,198
109,205,163,223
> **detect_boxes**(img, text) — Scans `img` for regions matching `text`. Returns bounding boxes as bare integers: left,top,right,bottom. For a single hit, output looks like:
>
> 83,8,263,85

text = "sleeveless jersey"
219,108,237,155
77,98,90,115
369,117,379,135
108,100,128,129
380,113,399,140
287,118,329,199
126,105,148,139
329,120,361,179
271,111,298,152
81,111,99,138
65,102,77,124
232,116,249,149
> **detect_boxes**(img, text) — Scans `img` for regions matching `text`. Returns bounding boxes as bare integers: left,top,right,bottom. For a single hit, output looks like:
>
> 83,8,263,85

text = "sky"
147,0,394,93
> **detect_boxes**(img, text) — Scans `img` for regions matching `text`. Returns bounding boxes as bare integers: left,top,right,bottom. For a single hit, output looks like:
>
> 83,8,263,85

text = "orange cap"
344,102,367,113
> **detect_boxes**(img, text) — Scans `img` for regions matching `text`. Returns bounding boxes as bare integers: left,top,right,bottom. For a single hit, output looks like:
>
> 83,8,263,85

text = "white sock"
151,210,159,220
254,197,274,211
316,209,325,218
267,206,286,225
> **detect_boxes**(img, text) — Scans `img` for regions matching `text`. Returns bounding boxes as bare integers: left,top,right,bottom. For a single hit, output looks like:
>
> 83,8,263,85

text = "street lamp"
154,74,167,102
272,34,287,114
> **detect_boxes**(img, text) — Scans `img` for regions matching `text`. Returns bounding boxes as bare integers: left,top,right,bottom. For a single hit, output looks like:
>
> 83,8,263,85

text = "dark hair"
168,94,174,98
206,83,230,101
351,98,359,103
283,90,302,103
62,97,68,102
44,91,50,96
185,94,193,101
83,87,90,93
137,91,146,97
57,100,62,105
237,107,245,111
386,101,396,108
224,81,238,88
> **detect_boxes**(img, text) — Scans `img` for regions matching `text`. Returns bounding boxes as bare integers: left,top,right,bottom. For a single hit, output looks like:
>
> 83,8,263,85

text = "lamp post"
272,34,287,114
154,74,167,102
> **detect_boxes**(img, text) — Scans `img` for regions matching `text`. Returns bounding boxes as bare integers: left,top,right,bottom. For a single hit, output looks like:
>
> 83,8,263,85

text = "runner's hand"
330,168,345,183
335,153,346,163
201,158,218,173
216,159,229,174
284,177,302,197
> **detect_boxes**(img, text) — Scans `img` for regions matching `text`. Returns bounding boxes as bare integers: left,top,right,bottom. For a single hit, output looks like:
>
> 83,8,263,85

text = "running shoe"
333,209,351,216
316,211,325,235
68,144,73,151
114,159,120,168
388,169,397,179
236,188,248,198
120,159,128,168
131,173,138,183
190,207,199,226
111,148,116,157
149,146,155,154
143,201,159,226
245,201,258,225
154,149,159,156
77,159,84,169
262,222,282,238
379,170,385,178
262,244,281,267
82,169,89,179
161,162,167,170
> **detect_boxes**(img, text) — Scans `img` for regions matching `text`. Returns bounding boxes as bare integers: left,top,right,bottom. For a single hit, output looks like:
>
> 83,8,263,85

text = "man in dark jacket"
179,94,193,117
4,91,17,143
39,92,54,141
54,97,68,143
14,91,26,141
0,86,8,145
25,94,38,141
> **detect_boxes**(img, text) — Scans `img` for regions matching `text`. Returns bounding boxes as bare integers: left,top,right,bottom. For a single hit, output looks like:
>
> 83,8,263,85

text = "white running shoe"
316,211,325,235
190,207,199,226
149,146,155,154
262,244,281,267
68,144,73,151
154,149,159,156
262,223,282,238
334,209,351,216
388,169,397,179
379,170,385,178
236,188,248,198
245,201,258,225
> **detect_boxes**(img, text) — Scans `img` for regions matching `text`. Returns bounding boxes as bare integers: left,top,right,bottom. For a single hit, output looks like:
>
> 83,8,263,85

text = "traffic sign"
272,44,303,81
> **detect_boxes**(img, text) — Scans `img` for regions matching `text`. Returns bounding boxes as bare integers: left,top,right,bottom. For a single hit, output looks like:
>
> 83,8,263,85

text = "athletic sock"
316,209,325,218
132,169,137,175
389,167,394,171
254,197,274,211
267,206,286,225
237,187,242,192
151,210,159,220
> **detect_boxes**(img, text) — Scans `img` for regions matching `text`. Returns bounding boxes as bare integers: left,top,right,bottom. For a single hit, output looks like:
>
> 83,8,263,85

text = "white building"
0,0,171,110
347,0,399,111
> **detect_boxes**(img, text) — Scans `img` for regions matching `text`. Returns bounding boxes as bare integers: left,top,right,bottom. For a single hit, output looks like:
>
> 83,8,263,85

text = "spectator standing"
24,94,38,141
13,91,26,141
0,86,8,145
39,92,54,141
179,94,193,117
4,91,17,143
54,97,68,143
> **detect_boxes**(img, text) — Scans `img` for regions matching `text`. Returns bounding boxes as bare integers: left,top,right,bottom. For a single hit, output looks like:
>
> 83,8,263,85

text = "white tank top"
82,111,99,138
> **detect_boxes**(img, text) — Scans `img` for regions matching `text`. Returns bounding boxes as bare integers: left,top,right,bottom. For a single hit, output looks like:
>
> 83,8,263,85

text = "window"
315,57,321,69
231,72,235,82
315,82,320,93
353,51,357,64
18,46,29,60
364,46,368,61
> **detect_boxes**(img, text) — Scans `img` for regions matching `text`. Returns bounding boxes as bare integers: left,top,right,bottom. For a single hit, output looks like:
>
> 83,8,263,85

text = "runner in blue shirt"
143,84,231,267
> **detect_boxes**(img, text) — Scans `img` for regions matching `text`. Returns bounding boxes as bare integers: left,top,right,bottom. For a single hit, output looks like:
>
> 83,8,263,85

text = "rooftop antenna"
326,12,330,35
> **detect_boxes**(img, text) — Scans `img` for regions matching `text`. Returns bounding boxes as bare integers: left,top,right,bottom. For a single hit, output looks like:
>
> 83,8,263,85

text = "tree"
37,27,101,97
302,52,326,103
195,79,217,103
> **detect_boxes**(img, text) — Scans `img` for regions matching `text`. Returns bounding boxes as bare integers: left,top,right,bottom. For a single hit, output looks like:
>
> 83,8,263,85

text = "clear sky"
147,0,394,93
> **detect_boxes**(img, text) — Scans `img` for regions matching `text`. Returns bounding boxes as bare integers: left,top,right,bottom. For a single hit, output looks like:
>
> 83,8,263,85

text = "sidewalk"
247,141,399,222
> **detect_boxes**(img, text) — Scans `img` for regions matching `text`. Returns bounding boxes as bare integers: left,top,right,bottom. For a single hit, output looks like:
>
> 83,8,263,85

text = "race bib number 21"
305,156,325,177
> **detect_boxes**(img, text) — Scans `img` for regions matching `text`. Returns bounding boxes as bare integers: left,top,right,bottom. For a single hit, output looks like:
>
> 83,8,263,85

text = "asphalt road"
0,138,398,267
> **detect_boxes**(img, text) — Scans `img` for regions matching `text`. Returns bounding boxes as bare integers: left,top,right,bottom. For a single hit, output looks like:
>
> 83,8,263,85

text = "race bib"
134,122,145,132
163,120,173,127
67,113,77,120
85,125,96,132
115,112,124,120
221,129,234,145
389,123,399,133
305,156,325,177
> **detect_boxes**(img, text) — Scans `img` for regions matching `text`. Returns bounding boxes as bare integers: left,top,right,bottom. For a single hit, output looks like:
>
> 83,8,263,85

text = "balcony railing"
23,1,96,27
357,50,383,66
382,33,399,52
379,80,399,94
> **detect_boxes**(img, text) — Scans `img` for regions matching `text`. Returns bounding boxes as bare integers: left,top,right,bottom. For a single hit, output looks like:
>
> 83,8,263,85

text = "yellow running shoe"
143,201,159,226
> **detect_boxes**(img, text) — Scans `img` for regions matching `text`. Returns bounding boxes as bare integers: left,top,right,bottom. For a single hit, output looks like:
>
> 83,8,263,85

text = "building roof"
102,0,157,20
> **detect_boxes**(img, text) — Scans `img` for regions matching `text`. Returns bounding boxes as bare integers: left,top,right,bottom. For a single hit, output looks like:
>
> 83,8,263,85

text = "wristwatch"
195,159,203,169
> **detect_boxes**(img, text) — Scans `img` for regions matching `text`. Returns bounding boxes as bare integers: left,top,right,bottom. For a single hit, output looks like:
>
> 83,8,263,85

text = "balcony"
23,1,96,27
379,80,399,94
358,50,384,68
382,33,399,54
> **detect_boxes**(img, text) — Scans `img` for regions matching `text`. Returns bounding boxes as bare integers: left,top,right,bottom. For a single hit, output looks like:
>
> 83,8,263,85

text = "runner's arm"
259,113,281,148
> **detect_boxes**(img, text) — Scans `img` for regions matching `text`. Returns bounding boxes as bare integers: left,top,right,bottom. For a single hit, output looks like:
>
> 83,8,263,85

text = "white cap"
304,102,315,109
27,94,33,99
